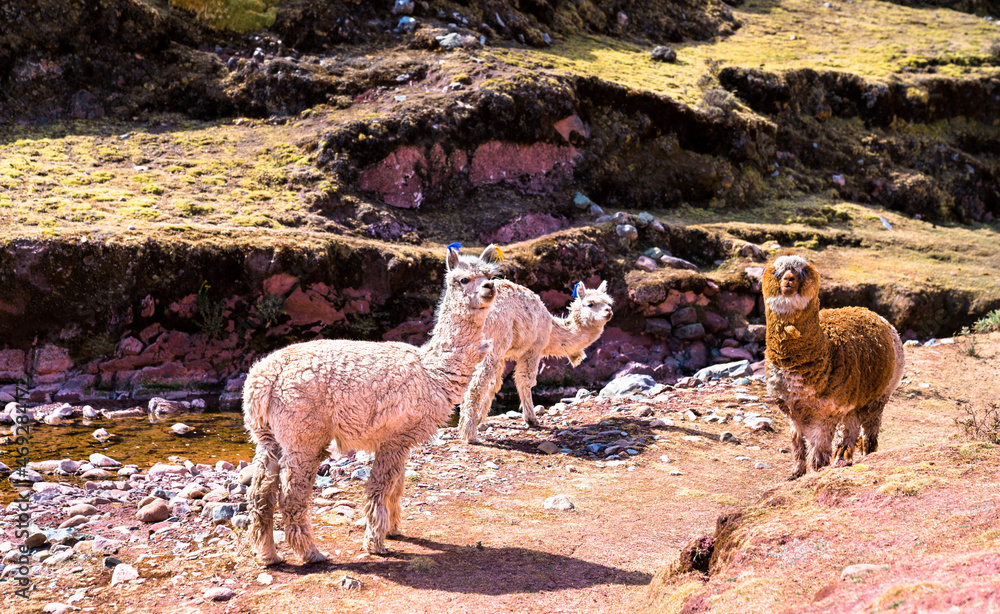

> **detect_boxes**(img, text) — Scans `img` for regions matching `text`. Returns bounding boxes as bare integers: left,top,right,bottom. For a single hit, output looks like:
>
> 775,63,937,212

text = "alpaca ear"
479,244,503,264
597,280,607,293
446,244,461,270
572,282,585,299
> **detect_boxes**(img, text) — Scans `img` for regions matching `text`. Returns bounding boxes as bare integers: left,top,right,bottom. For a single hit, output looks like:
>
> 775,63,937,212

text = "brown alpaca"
457,280,614,444
243,245,500,565
763,255,905,479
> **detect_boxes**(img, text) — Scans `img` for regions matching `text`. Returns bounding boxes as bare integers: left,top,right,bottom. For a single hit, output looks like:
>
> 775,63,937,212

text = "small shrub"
248,294,285,329
955,401,1000,445
973,309,1000,334
195,281,228,340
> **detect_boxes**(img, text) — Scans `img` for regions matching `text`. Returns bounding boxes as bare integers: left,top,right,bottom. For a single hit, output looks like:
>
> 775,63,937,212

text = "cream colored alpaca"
243,245,500,565
457,280,614,444
763,255,905,479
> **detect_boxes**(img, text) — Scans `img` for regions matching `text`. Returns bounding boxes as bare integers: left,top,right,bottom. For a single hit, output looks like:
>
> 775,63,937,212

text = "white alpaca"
457,280,614,444
243,245,500,565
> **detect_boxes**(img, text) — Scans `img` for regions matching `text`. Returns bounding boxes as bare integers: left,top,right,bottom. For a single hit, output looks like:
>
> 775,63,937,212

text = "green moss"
171,0,277,32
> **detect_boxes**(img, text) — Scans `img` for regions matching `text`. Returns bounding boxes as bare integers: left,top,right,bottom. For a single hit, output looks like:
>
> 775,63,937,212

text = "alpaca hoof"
260,553,285,567
787,469,805,481
364,540,389,555
834,458,853,468
303,550,329,564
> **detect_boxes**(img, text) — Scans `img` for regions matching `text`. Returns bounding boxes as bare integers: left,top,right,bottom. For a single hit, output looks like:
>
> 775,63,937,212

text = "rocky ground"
0,334,997,614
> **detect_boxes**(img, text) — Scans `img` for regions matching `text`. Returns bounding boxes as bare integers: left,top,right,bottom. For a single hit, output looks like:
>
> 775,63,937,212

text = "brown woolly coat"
763,261,899,412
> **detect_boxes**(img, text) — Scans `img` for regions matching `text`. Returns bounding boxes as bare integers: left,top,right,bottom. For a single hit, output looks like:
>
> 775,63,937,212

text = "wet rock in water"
171,423,193,435
147,397,192,422
204,587,236,601
81,468,112,480
92,428,112,442
59,459,79,474
136,500,170,523
537,441,560,455
82,405,99,419
651,46,677,62
10,467,44,483
110,563,138,585
544,494,575,511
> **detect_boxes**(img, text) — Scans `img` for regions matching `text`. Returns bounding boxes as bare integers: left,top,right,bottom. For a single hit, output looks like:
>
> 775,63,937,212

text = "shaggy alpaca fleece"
243,245,500,565
457,280,613,444
763,255,905,479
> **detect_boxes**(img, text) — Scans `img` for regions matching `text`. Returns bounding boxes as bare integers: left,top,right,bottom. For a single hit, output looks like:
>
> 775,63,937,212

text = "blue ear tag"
447,242,462,252
572,282,583,298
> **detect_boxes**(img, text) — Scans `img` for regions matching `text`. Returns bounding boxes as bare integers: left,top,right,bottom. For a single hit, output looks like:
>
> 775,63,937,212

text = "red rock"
33,345,73,374
469,141,578,192
0,349,26,380
553,114,589,142
357,145,425,209
167,294,197,318
480,213,566,244
263,272,298,296
284,287,346,326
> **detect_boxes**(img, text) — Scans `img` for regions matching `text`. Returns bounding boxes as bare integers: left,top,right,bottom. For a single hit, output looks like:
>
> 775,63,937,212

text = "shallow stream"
0,407,253,505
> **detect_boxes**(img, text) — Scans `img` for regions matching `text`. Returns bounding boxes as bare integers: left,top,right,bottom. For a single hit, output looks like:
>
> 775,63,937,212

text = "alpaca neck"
765,301,830,377
420,295,489,404
544,311,605,358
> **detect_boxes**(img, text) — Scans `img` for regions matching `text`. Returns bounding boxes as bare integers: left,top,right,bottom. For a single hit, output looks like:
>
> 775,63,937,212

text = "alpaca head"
762,255,820,316
570,280,614,328
444,243,501,313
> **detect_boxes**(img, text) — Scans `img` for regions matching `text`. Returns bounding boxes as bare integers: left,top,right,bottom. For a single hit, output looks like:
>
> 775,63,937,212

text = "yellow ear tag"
784,325,801,339
494,246,504,261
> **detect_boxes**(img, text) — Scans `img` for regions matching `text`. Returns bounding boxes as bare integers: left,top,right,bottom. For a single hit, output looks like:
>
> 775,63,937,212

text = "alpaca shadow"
275,535,652,594
480,415,723,455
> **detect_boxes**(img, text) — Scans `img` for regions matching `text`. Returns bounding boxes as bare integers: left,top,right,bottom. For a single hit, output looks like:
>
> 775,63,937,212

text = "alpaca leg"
788,423,808,480
859,401,886,455
362,443,409,554
387,448,410,538
458,356,501,444
834,412,861,467
247,441,283,566
279,452,328,564
805,420,835,473
515,354,542,427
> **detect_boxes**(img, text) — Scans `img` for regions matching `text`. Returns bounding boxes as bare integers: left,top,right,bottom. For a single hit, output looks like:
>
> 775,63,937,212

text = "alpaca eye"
459,278,470,285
